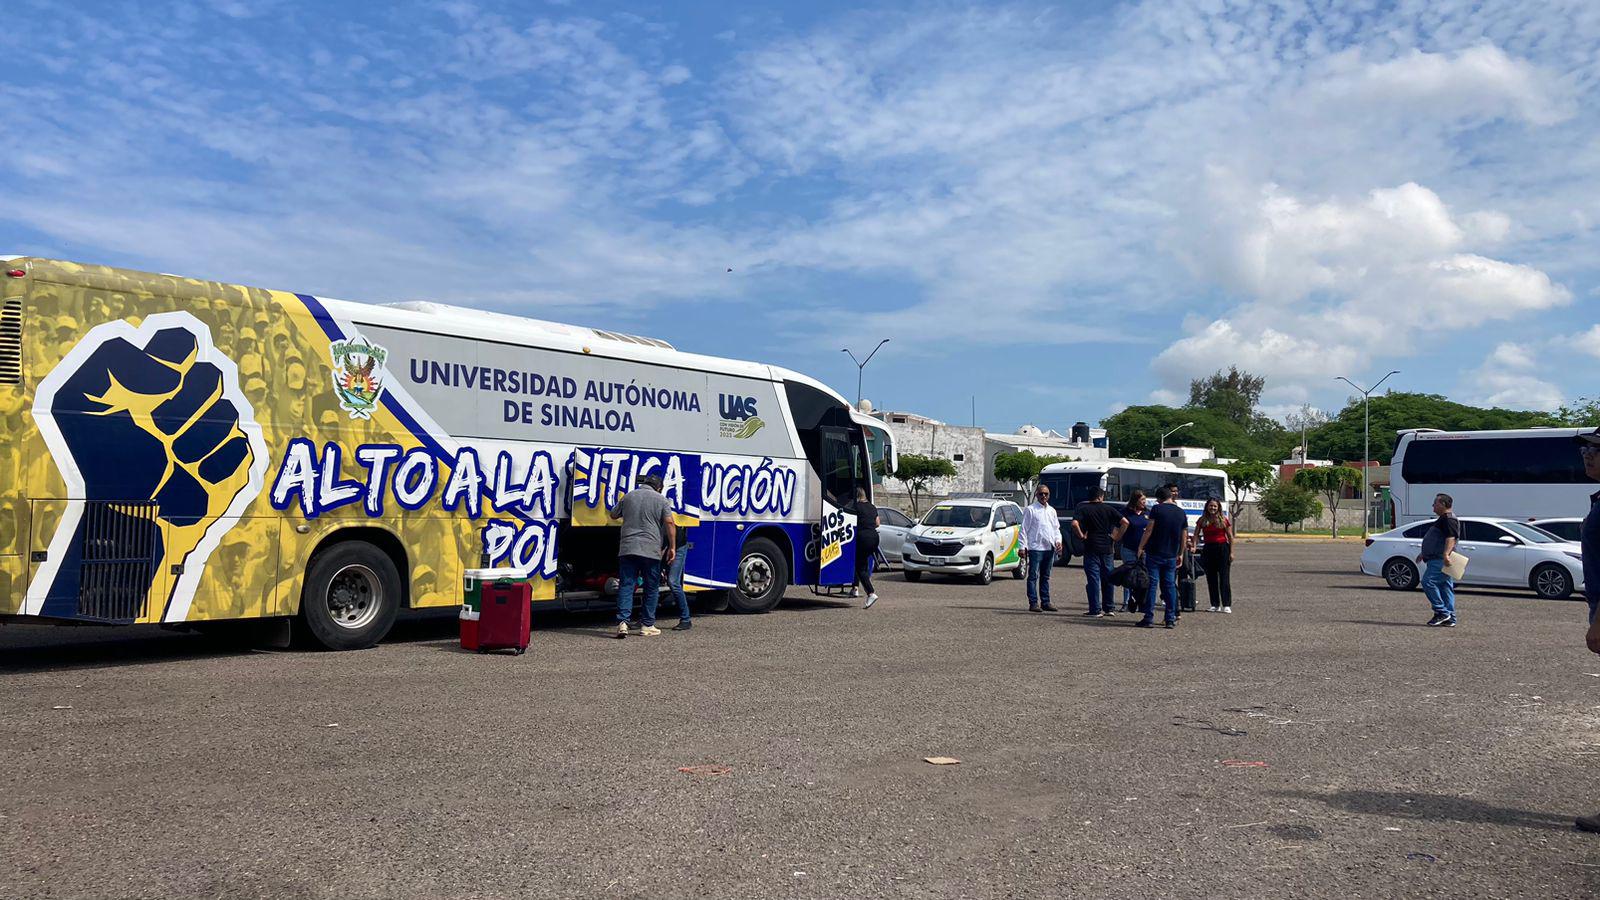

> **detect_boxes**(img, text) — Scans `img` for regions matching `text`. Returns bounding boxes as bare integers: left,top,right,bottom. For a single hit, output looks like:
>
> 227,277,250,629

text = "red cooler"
477,579,532,655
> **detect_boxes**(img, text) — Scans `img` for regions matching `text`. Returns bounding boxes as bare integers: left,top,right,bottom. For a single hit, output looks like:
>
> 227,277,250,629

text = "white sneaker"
1208,606,1220,613
864,593,878,609
849,587,860,598
1222,606,1232,614
615,622,629,639
640,625,662,636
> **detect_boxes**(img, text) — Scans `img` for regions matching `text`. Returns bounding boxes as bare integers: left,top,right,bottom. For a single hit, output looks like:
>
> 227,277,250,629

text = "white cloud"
1576,325,1600,359
1155,176,1570,393
1465,342,1564,411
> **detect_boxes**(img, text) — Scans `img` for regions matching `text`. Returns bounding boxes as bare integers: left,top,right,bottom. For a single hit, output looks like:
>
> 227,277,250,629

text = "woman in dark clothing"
1193,497,1235,613
847,487,881,608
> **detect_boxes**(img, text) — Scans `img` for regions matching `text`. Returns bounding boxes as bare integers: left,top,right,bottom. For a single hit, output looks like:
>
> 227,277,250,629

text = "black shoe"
674,620,692,631
1082,611,1101,617
1426,613,1449,626
1163,621,1176,629
1041,604,1057,612
1135,620,1155,628
1577,812,1600,833
1103,610,1117,618
1029,604,1040,612
1441,617,1457,628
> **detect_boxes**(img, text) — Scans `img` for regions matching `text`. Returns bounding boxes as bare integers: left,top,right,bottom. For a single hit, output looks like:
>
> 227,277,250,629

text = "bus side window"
1105,472,1121,503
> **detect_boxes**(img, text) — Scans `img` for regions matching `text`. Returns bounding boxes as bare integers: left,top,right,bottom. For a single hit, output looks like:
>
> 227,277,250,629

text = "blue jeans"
1421,557,1456,619
668,545,690,622
616,554,662,626
1143,555,1178,625
1026,548,1055,606
1119,546,1140,609
1083,552,1116,614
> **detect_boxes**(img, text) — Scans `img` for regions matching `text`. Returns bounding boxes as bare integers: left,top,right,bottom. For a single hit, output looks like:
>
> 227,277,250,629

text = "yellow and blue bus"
0,258,891,648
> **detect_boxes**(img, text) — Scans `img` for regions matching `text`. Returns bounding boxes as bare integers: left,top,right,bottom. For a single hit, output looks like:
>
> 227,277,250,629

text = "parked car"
1360,517,1584,599
902,498,1026,585
875,506,917,565
1530,517,1583,543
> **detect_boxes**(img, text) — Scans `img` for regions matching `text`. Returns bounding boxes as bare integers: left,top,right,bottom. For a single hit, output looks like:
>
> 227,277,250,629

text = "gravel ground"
3,541,1598,899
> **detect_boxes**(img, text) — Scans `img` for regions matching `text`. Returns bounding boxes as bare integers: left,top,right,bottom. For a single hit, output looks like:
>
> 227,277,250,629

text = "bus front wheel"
299,542,402,649
730,537,787,613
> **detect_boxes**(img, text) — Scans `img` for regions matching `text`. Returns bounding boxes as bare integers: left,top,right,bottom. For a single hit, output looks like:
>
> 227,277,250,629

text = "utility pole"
842,339,890,408
1336,370,1400,538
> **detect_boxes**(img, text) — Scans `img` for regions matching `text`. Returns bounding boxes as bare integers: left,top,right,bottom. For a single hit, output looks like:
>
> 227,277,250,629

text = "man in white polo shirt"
1020,484,1064,612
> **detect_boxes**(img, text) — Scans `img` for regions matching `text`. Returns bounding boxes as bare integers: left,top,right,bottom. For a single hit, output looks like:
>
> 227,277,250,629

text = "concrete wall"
1233,500,1367,533
877,420,987,497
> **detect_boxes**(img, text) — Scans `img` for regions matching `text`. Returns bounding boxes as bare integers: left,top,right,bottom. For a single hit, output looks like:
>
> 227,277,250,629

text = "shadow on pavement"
0,626,250,672
1278,788,1573,832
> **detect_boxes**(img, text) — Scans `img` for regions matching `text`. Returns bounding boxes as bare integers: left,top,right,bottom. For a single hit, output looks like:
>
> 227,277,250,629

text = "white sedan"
875,507,918,565
1360,517,1584,599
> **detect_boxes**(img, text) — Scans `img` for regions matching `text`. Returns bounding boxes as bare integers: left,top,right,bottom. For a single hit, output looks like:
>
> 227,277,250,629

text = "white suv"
901,498,1025,585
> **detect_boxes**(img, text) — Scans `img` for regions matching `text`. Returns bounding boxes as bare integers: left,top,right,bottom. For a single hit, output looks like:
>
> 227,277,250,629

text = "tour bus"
1390,427,1593,525
1038,460,1229,557
0,257,886,649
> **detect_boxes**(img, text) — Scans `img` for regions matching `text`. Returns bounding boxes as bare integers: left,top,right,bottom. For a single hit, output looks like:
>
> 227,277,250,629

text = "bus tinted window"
1038,473,1100,511
1401,437,1586,485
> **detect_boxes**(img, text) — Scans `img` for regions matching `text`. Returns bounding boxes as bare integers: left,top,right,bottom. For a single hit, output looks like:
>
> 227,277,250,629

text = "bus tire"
903,570,922,582
1530,563,1573,600
730,537,787,613
299,542,402,649
1382,557,1418,591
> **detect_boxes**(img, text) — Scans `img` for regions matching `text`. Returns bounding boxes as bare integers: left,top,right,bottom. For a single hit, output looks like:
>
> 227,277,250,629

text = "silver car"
875,507,917,565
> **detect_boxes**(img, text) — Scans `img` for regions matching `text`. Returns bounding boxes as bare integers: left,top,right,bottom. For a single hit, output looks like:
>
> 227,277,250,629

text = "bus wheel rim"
739,555,773,597
328,564,382,630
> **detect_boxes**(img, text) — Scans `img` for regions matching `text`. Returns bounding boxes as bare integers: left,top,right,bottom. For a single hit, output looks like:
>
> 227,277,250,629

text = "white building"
984,424,1109,493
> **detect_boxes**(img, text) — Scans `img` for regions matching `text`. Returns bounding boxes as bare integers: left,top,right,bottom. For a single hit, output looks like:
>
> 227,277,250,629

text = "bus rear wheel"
299,542,401,649
729,537,787,613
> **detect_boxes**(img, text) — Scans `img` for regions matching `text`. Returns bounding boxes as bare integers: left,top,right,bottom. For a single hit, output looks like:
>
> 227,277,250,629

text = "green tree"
890,454,958,515
992,450,1076,495
1189,366,1267,426
1309,392,1559,464
1257,481,1322,532
1552,397,1600,427
1293,466,1361,538
1101,405,1288,461
1219,459,1275,520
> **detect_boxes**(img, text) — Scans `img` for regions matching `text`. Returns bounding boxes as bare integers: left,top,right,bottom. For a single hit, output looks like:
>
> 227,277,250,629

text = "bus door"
815,426,859,586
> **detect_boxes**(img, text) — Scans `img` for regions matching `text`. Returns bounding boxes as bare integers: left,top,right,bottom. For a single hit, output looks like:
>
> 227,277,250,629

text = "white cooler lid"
465,567,530,580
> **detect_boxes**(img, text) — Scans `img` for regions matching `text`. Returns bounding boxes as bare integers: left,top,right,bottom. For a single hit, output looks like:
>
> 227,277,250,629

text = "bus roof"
1039,458,1227,478
1398,426,1587,441
11,256,852,409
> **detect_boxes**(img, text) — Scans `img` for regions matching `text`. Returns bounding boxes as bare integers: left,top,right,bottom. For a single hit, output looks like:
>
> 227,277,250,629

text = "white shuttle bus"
1390,427,1594,525
1038,460,1228,556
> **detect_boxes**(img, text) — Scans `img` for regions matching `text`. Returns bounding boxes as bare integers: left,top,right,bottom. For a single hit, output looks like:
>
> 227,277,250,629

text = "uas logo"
718,393,765,440
330,336,388,419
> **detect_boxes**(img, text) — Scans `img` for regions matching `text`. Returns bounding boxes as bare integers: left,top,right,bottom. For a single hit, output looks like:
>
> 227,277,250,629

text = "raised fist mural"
30,312,267,621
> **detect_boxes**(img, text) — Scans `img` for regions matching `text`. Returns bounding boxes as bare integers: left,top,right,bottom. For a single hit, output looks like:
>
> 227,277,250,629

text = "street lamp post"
842,339,890,408
1336,370,1400,538
1159,422,1195,459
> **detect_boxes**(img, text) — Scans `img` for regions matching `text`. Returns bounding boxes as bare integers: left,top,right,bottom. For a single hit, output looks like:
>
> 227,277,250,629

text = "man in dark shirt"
1572,429,1600,833
1415,493,1461,627
1136,483,1189,629
1073,487,1127,617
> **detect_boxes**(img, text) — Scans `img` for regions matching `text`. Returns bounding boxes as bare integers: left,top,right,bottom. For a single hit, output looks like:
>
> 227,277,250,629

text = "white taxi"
901,498,1026,585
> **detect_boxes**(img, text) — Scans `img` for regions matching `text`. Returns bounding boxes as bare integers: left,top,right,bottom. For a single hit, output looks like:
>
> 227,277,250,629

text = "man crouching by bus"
610,474,676,639
1572,428,1600,833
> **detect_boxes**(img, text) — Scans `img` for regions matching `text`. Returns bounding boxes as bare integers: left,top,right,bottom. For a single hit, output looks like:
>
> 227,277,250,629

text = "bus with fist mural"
0,257,885,648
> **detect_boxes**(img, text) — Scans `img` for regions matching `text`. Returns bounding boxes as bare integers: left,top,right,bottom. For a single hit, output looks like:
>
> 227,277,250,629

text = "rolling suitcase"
477,579,532,655
1178,576,1197,612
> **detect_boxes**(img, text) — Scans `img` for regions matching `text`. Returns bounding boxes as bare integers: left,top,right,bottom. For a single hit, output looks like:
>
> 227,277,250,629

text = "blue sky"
4,0,1598,432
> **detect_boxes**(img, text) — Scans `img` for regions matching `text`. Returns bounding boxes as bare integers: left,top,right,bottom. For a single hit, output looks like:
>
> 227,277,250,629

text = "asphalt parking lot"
3,541,1597,899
